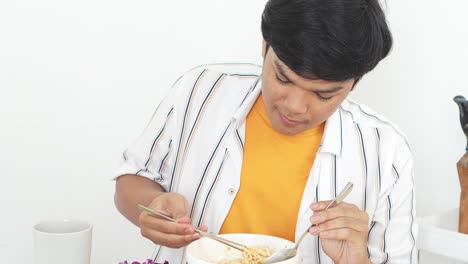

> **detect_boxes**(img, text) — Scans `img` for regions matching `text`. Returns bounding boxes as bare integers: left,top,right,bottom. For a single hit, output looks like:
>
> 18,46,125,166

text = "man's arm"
114,174,165,226
367,135,417,263
114,174,205,247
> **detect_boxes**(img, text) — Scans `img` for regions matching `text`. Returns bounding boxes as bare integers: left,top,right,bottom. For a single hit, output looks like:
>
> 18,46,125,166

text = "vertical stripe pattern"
315,185,321,264
136,108,174,176
169,70,207,191
355,123,368,211
189,122,233,218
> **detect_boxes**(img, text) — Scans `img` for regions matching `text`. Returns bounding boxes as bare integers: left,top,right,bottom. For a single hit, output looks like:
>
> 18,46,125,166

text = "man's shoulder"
167,63,261,118
171,63,261,95
340,98,410,148
180,63,262,79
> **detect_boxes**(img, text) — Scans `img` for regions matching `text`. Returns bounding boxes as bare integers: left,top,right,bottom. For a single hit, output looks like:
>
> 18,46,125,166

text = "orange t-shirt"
219,95,324,242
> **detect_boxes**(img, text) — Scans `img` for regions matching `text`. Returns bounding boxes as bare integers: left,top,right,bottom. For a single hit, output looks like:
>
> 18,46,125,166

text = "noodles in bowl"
186,233,298,264
217,245,272,264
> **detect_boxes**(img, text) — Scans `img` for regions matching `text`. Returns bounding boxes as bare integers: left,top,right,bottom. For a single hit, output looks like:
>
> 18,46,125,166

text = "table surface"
417,207,468,262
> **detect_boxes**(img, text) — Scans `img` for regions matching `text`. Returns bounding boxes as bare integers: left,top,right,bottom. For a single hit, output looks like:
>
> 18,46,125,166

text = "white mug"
33,219,92,264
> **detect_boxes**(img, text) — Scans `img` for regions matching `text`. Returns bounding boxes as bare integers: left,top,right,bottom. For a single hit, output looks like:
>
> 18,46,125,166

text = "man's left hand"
309,201,370,264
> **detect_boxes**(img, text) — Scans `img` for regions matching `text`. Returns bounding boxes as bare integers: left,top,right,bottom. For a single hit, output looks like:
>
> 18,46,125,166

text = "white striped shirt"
114,64,417,264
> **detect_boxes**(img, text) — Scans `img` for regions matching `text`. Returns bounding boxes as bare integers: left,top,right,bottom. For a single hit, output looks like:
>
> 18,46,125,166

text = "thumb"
172,210,188,220
175,216,191,224
166,195,190,221
172,209,190,223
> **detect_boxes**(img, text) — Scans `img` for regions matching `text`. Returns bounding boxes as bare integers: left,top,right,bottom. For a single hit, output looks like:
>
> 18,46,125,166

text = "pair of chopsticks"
138,204,246,251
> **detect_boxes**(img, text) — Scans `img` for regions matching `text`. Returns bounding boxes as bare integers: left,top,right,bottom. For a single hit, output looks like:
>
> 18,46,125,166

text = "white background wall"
0,0,466,263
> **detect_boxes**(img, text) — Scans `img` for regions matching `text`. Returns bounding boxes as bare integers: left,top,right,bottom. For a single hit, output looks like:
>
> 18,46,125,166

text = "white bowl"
186,233,299,264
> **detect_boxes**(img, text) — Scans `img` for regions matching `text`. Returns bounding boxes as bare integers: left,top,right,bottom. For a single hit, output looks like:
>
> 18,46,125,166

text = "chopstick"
137,204,246,251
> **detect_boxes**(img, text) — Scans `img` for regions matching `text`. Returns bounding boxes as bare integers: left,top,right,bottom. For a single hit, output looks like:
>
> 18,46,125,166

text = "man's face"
261,46,356,135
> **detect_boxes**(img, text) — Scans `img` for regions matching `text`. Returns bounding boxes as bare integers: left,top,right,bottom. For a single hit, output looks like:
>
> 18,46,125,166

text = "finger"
197,225,209,232
143,206,191,225
176,216,191,224
338,202,367,215
171,211,189,221
310,200,333,211
308,216,368,235
325,203,369,223
141,227,201,248
140,213,195,235
310,205,367,225
310,201,358,212
318,227,367,244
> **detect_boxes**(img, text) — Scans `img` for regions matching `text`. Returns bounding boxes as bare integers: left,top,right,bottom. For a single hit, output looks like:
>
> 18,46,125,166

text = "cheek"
269,84,288,101
306,100,339,121
262,84,283,105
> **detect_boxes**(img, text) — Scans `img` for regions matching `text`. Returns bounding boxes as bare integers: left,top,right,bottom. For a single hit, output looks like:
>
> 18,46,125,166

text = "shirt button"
228,188,235,195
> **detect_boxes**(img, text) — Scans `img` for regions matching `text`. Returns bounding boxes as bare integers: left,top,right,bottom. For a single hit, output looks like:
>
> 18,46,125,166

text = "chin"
273,125,299,136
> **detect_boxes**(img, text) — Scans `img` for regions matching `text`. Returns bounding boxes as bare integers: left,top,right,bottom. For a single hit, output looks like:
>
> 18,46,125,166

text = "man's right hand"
139,192,208,248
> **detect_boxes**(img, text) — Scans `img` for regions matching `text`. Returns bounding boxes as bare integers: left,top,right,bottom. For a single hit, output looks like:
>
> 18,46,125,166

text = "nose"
283,89,309,115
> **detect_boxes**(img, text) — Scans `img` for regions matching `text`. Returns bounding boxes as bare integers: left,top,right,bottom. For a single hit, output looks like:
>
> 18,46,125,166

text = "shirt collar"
232,76,262,125
319,106,343,157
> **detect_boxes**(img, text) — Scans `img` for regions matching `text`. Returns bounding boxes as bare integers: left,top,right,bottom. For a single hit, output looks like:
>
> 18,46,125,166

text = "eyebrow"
316,86,344,93
273,60,344,94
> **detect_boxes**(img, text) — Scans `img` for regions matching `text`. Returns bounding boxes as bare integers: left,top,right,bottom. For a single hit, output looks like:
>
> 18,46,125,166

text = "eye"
274,74,290,84
316,93,333,101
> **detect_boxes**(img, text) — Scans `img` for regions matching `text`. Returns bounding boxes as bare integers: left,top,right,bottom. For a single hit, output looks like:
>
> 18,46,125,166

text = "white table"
417,208,468,263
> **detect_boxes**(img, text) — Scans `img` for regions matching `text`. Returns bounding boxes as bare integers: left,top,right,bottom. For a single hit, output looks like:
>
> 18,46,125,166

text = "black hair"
261,0,392,81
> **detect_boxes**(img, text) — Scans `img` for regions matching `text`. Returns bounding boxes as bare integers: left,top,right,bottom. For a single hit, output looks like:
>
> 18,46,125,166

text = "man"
114,0,417,263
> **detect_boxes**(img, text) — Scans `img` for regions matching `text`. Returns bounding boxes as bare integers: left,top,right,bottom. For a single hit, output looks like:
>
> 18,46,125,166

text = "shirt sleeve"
368,133,418,264
112,68,204,191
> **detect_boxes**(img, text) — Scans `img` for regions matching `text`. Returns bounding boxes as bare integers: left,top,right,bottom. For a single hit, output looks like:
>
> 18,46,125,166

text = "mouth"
279,112,303,127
